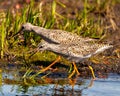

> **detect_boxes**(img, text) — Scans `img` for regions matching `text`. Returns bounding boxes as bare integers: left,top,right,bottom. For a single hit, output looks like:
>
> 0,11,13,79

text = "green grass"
0,0,118,61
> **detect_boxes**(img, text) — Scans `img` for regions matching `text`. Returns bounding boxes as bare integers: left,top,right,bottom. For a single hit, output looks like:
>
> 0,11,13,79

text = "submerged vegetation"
0,0,120,78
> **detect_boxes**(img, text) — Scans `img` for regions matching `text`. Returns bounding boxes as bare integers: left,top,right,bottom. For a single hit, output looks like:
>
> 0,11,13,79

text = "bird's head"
38,41,50,52
20,23,33,32
12,23,33,37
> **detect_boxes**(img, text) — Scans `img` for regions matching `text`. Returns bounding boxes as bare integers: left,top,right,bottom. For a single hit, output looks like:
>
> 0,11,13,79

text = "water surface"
0,64,120,96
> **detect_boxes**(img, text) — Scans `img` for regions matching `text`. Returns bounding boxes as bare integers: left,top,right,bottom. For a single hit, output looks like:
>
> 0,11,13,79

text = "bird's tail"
94,45,113,55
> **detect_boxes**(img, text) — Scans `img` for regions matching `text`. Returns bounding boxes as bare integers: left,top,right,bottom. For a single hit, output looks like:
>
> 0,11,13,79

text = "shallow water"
0,64,120,96
82,74,120,96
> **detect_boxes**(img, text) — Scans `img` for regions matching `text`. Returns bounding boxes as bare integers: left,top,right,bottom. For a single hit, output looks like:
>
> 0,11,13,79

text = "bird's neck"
32,26,46,35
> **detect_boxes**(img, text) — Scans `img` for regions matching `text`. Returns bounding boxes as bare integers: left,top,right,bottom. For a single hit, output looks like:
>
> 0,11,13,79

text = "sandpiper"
38,40,113,79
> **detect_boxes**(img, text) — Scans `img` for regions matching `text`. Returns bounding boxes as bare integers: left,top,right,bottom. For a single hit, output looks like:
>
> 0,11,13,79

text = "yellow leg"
30,56,61,79
88,65,96,79
68,62,80,78
68,68,76,78
73,62,80,75
40,56,61,73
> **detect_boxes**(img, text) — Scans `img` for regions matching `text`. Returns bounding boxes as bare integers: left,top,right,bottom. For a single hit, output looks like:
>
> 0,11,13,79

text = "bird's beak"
12,27,23,37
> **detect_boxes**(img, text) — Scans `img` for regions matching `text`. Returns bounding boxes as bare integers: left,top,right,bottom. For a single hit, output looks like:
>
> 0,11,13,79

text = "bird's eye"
21,26,25,30
39,45,43,48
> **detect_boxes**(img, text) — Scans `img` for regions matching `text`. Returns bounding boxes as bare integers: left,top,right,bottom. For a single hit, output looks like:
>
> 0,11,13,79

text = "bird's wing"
67,42,108,58
33,25,99,46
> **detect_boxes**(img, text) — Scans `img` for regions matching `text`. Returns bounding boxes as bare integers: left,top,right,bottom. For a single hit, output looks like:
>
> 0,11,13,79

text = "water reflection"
1,75,120,96
1,71,93,96
82,73,120,96
1,79,88,96
1,65,120,96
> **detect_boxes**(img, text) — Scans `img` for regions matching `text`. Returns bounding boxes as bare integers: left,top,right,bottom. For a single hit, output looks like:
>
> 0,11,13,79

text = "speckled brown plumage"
38,40,113,63
21,23,97,44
